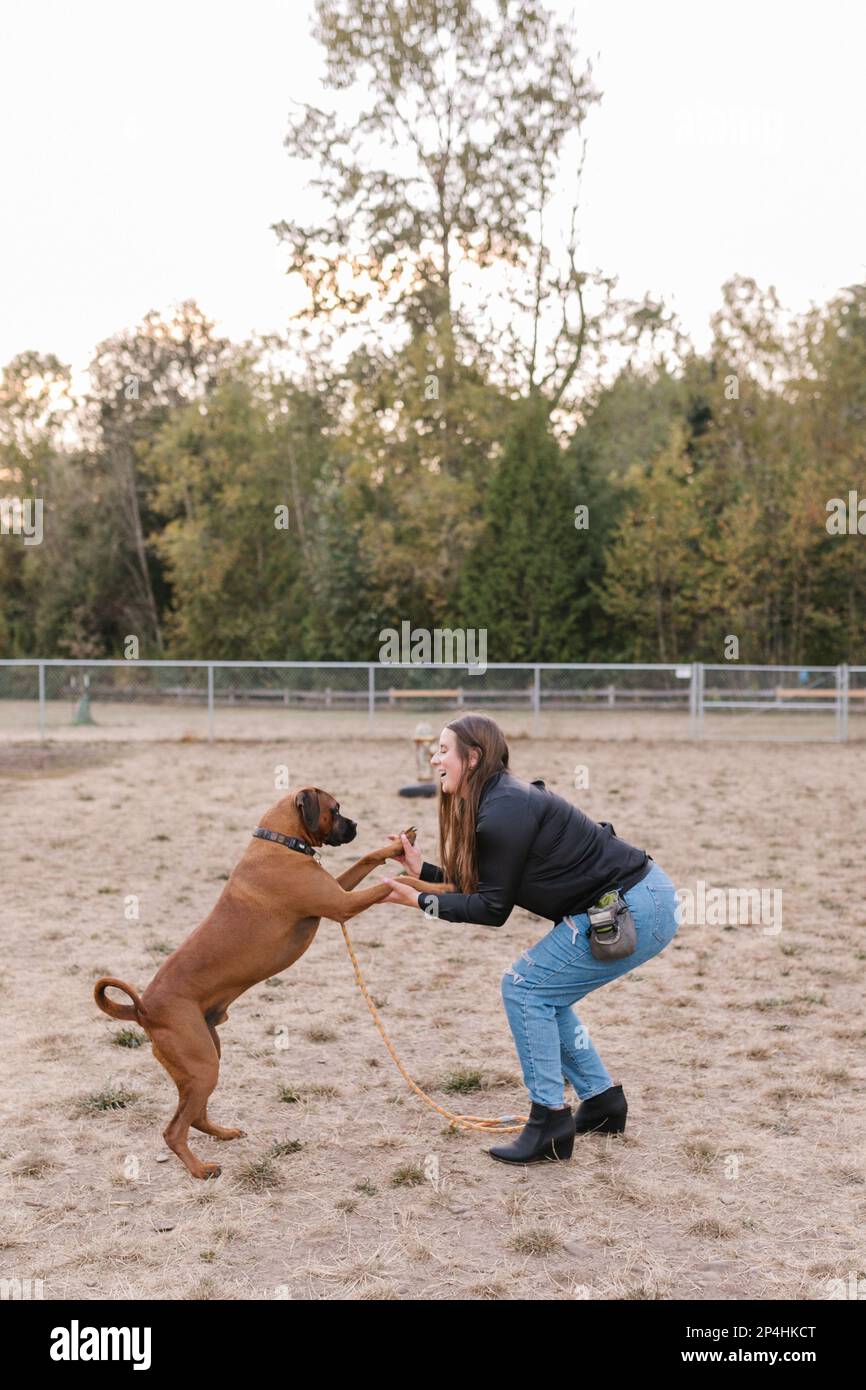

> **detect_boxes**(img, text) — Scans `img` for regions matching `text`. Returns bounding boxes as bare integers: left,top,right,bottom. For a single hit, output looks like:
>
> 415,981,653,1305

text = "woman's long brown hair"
438,713,510,892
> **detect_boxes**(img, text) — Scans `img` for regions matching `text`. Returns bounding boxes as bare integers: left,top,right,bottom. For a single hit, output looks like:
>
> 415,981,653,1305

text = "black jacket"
417,770,649,928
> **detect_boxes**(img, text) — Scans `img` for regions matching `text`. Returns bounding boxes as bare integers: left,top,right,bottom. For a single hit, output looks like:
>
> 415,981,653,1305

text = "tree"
82,301,232,652
143,365,313,659
0,352,73,654
599,423,706,661
458,395,591,659
275,0,602,440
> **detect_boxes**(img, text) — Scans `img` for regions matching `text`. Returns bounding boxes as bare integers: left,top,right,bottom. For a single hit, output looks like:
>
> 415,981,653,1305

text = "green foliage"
3,278,866,664
598,423,705,662
459,397,595,660
0,0,863,667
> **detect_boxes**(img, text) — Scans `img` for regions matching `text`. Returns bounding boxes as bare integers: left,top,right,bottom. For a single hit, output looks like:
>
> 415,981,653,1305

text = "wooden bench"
388,687,464,705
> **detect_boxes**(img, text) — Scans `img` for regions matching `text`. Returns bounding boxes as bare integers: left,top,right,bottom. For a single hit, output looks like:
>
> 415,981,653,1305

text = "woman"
381,712,679,1165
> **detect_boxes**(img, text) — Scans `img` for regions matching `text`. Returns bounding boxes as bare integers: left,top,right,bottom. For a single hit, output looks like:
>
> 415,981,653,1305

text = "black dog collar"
253,827,319,859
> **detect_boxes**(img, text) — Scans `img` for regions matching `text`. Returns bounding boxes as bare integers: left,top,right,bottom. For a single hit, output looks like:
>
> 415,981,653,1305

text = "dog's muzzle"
326,817,357,846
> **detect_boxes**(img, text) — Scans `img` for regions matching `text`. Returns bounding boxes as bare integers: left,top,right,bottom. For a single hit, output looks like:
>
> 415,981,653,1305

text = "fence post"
838,663,848,743
695,663,705,739
207,664,214,742
532,666,541,735
368,665,376,731
38,662,46,740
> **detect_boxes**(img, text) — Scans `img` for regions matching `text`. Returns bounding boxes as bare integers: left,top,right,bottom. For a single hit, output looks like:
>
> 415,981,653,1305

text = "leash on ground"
340,921,528,1134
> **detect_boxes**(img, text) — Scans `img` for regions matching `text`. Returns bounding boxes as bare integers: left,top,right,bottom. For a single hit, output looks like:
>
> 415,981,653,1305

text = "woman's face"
431,725,477,796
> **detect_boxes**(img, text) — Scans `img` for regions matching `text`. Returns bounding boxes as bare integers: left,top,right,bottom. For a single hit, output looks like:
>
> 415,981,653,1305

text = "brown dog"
94,787,411,1179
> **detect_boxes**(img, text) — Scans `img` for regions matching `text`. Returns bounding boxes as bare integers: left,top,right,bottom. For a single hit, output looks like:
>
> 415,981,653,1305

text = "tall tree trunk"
124,452,162,652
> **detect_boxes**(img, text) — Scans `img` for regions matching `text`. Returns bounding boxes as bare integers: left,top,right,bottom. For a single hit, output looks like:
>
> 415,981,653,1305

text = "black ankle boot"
488,1102,575,1164
574,1083,627,1135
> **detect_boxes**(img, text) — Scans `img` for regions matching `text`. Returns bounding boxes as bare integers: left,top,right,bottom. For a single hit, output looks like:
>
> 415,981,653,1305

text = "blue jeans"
500,862,679,1108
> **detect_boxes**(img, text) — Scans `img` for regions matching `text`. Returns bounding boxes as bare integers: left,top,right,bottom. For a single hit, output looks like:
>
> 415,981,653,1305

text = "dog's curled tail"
93,977,143,1022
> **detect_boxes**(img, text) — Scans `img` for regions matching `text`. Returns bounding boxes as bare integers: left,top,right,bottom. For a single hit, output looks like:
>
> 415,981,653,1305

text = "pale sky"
1,0,864,389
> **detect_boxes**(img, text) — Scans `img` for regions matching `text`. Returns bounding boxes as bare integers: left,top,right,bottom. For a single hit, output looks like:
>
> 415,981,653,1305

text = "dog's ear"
295,788,321,837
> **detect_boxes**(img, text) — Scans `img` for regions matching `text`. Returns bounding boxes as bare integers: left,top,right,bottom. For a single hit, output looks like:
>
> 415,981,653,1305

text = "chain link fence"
0,660,861,741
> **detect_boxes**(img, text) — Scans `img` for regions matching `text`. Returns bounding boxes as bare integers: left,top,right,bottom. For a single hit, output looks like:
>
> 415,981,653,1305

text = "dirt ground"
0,731,863,1301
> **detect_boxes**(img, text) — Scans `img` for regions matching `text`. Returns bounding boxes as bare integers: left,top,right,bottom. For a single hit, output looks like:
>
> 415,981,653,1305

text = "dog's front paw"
370,838,401,863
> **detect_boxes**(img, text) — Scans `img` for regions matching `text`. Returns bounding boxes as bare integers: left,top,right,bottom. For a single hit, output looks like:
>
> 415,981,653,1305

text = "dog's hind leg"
192,1113,245,1141
149,1011,224,1179
191,1019,246,1141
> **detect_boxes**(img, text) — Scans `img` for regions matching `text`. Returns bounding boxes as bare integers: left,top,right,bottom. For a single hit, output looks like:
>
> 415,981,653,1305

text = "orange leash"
340,920,528,1134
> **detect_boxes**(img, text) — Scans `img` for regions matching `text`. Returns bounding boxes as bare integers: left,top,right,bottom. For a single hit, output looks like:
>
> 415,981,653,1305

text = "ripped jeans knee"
501,948,534,995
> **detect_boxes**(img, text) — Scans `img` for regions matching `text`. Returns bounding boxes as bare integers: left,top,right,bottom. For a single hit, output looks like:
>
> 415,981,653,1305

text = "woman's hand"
387,831,423,876
379,876,421,908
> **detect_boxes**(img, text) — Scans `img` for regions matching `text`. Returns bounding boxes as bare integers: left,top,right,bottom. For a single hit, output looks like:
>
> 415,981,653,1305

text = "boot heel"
589,1115,625,1135
573,1084,628,1136
550,1131,575,1160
